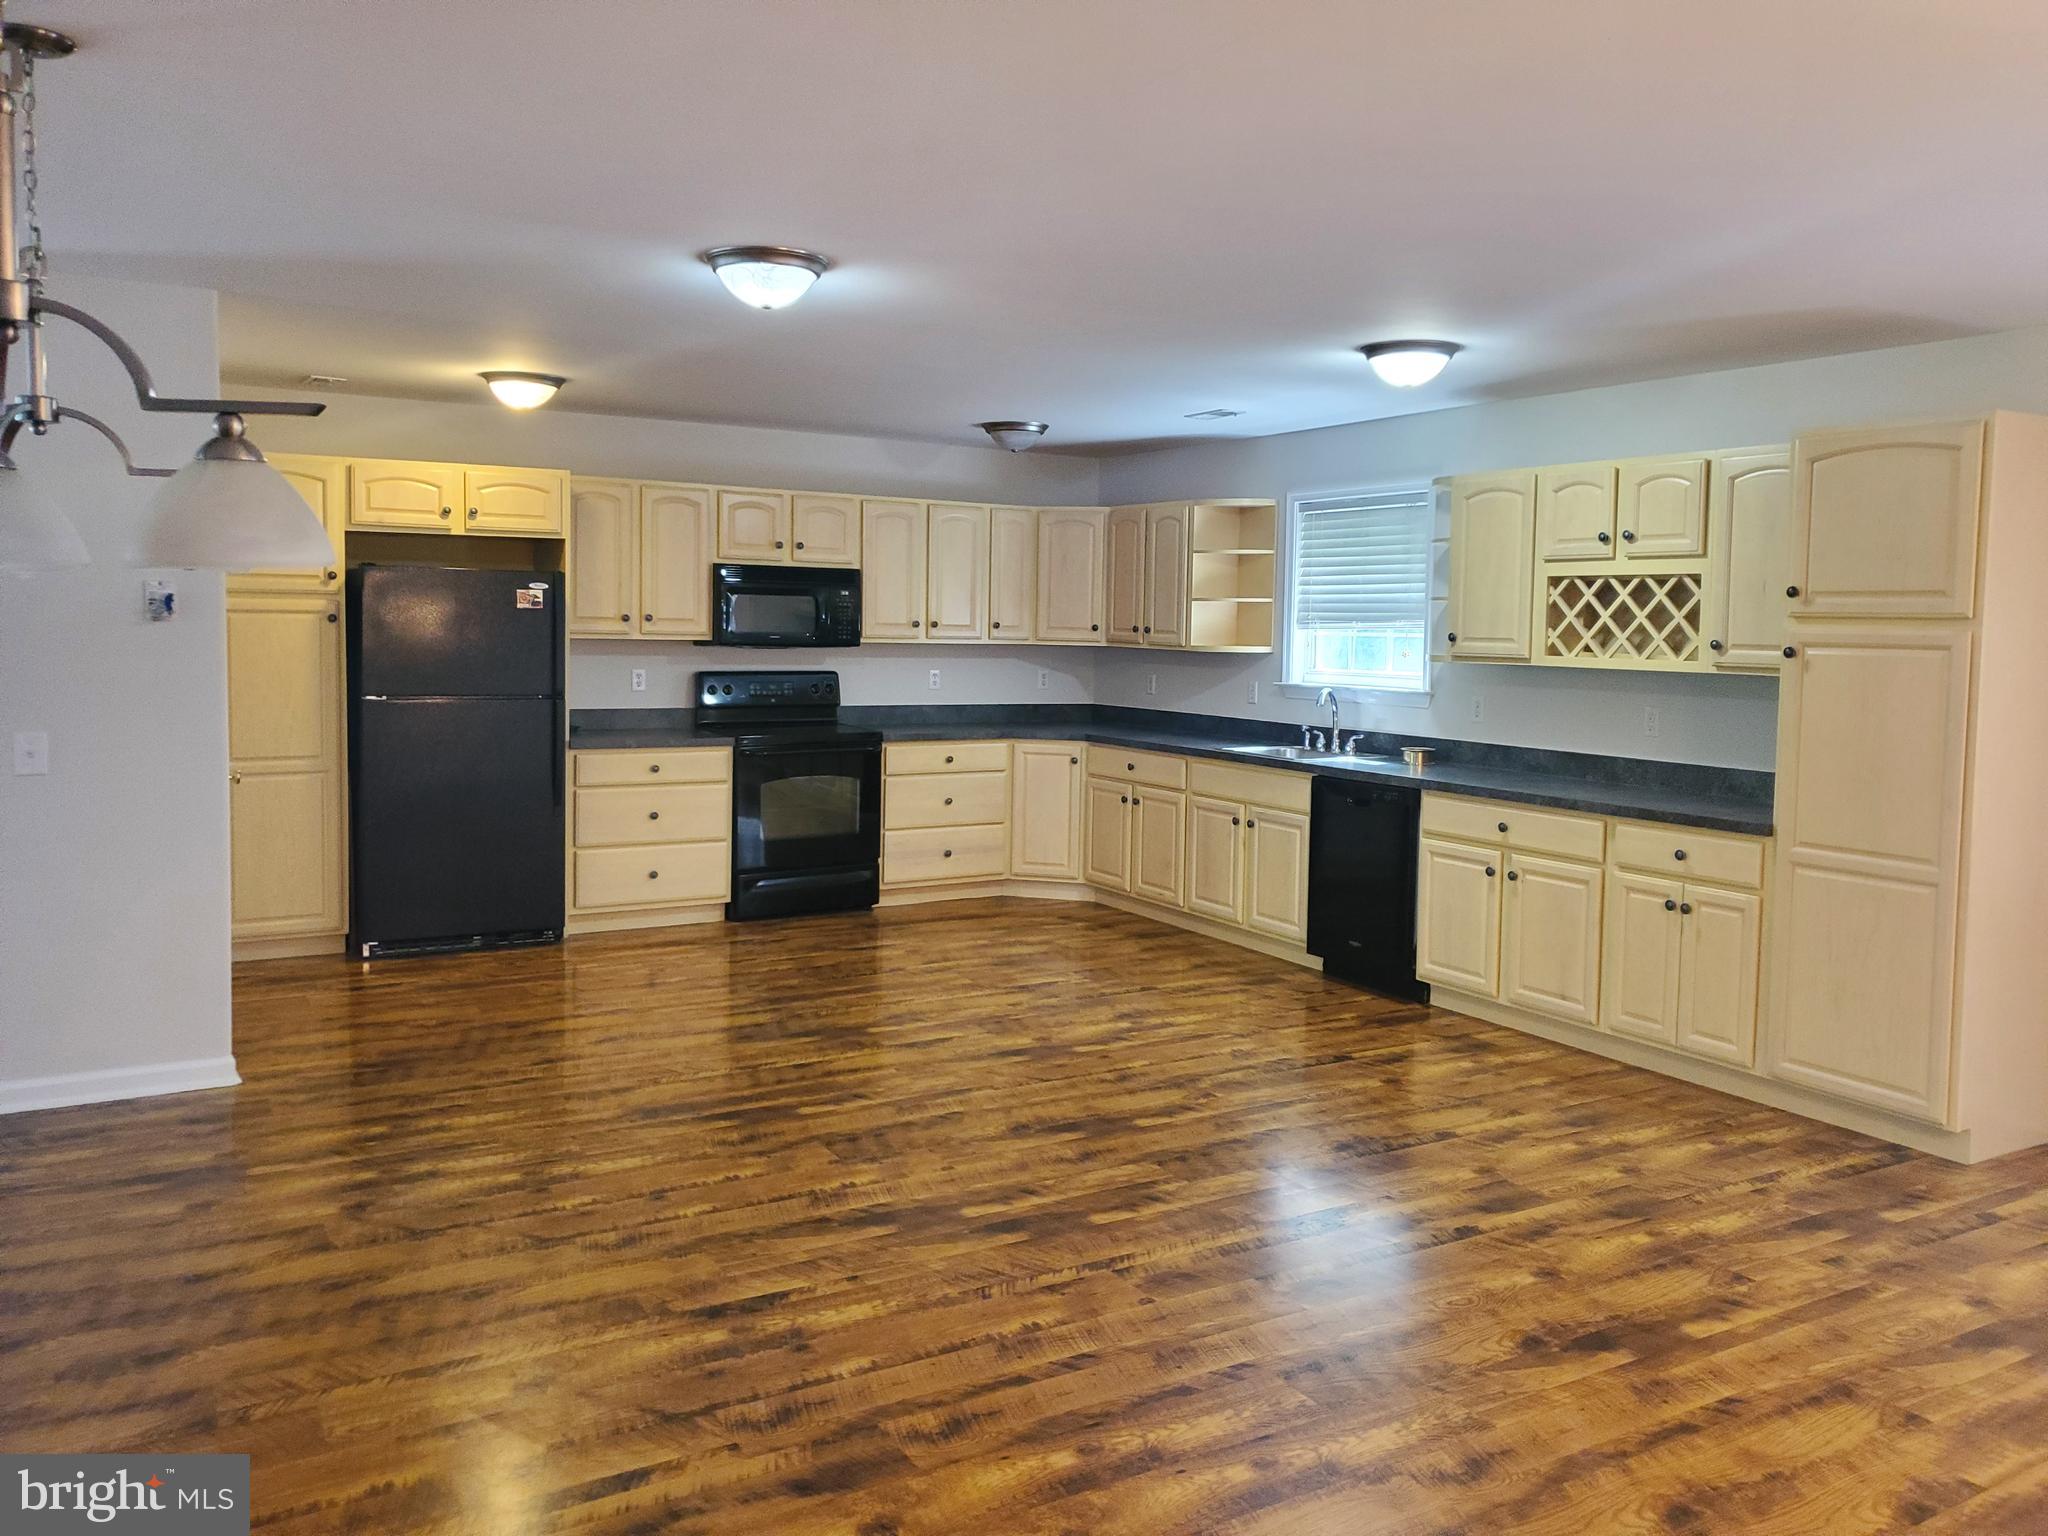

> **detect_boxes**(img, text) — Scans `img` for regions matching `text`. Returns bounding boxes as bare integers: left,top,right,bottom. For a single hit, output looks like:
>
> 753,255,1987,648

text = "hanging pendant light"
0,444,87,573
702,246,832,310
0,12,330,573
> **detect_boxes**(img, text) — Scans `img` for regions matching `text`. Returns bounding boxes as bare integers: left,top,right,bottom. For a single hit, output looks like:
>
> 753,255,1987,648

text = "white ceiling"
34,0,2048,452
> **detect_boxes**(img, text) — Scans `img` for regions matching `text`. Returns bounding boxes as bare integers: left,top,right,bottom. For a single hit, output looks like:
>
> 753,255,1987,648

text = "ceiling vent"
1184,408,1244,420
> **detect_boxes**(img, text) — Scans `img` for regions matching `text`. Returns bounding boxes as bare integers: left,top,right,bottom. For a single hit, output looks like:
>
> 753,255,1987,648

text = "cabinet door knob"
1506,869,1519,882
1232,816,1240,826
229,769,243,784
1497,821,1508,833
1680,901,1693,915
1673,848,1687,861
775,540,785,549
326,611,338,624
1620,529,1636,542
1121,795,1129,804
992,620,1001,629
467,507,479,520
943,849,953,858
1142,625,1151,634
1446,631,1458,644
439,506,452,519
325,568,338,581
648,811,659,820
944,796,954,806
1597,531,1611,544
621,613,631,622
1133,796,1141,805
644,613,654,623
1247,819,1256,828
795,540,805,550
1709,638,1723,651
1131,625,1140,633
1786,584,1801,597
912,619,922,628
1484,865,1496,878
1783,645,1797,658
1090,623,1100,632
1664,898,1677,912
1069,756,1078,764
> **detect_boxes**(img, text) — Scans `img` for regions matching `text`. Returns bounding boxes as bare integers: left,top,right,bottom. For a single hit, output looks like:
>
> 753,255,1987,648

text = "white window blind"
1286,487,1432,692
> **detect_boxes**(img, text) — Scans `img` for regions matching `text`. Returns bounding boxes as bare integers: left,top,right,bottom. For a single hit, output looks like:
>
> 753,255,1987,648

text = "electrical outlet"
1644,705,1662,739
1247,680,1258,705
928,669,942,690
630,668,647,693
1470,693,1484,723
1037,668,1049,690
1147,673,1158,696
13,730,49,776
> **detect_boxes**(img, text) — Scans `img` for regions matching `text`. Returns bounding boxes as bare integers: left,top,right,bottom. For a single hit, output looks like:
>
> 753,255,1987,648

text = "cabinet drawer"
883,823,1008,884
885,740,1010,775
1611,820,1765,890
1421,793,1605,861
1187,758,1311,812
574,842,729,909
573,748,730,786
1086,745,1187,789
575,783,729,848
886,770,1009,829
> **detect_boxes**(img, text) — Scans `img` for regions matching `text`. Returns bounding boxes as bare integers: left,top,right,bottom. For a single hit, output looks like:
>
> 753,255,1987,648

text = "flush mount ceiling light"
480,371,566,410
0,8,329,573
701,245,832,310
1358,340,1463,388
975,420,1049,452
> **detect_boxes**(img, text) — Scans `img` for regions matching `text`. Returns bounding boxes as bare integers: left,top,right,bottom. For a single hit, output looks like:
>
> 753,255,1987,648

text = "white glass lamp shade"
703,246,830,310
481,371,565,410
0,453,91,574
1359,341,1461,388
140,456,334,571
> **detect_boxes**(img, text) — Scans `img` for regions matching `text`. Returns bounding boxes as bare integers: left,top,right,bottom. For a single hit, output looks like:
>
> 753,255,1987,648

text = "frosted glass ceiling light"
702,246,832,310
480,371,566,410
1358,340,1462,388
976,421,1049,452
0,7,329,572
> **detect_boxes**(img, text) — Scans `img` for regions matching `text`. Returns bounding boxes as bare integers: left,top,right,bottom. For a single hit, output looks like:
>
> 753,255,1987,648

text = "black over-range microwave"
707,563,861,647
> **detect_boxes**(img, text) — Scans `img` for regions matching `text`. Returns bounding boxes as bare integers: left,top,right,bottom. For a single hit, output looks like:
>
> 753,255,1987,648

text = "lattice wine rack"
1544,572,1703,663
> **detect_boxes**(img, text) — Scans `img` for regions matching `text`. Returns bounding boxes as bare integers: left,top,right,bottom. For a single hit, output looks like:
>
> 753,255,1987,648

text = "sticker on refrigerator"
517,587,546,609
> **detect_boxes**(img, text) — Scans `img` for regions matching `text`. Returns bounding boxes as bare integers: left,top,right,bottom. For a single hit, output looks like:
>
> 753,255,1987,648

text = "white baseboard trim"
0,1056,241,1116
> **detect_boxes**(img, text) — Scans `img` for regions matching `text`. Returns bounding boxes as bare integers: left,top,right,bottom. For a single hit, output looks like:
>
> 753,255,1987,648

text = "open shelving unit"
1187,500,1279,652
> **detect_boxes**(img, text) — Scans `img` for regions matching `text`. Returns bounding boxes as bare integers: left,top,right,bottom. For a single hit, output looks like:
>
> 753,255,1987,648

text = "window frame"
1280,483,1435,702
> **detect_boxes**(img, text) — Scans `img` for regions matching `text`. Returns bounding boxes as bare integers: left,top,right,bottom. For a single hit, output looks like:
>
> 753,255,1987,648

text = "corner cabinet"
1444,471,1536,659
1011,744,1085,880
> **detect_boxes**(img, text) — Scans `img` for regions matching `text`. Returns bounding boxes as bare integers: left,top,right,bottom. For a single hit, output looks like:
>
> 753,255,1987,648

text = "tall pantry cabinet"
1766,412,2048,1159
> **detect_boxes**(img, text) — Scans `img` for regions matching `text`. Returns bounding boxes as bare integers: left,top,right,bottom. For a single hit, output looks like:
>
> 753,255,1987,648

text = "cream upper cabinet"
238,454,345,591
1603,872,1683,1045
1083,776,1131,890
1791,420,1984,619
640,484,713,639
718,489,792,563
1536,462,1616,560
1106,505,1146,644
1244,806,1309,943
1037,507,1107,643
1416,835,1502,995
227,593,344,942
1707,448,1793,669
926,503,991,639
1130,786,1186,906
1143,503,1191,647
861,499,928,640
1676,884,1761,1067
791,494,860,566
988,506,1037,641
464,466,567,536
1186,796,1246,925
1500,853,1602,1026
1446,471,1536,659
1011,744,1083,881
1617,456,1707,558
349,459,462,532
1770,623,1971,1123
568,479,638,637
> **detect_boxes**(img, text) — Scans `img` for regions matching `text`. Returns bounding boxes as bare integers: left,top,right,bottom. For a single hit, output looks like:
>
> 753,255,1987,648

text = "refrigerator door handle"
552,696,566,809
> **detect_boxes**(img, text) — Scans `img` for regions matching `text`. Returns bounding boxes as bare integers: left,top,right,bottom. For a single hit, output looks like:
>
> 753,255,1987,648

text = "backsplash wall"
571,642,1096,710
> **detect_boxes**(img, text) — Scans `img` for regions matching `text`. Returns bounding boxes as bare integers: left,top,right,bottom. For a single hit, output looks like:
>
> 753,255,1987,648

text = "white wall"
0,275,239,1110
249,388,1106,709
1098,324,2048,769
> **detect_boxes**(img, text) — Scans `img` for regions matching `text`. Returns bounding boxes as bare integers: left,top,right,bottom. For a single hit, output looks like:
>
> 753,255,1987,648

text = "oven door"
713,568,834,647
732,742,881,878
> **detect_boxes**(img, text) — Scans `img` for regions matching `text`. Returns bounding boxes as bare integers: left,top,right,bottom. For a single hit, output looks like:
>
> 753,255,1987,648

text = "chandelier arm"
30,298,325,418
52,404,177,476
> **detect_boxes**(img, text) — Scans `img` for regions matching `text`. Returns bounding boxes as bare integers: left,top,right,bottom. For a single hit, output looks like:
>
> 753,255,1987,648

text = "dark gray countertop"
569,705,1774,836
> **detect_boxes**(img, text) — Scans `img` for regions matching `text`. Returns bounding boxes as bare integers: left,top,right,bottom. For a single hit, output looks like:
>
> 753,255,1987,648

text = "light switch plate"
13,730,49,775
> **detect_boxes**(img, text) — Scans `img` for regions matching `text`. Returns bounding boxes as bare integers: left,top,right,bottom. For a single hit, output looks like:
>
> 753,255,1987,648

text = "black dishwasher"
1307,776,1428,1002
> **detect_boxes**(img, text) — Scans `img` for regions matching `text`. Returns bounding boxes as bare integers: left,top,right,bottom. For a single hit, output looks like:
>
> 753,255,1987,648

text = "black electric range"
697,671,882,920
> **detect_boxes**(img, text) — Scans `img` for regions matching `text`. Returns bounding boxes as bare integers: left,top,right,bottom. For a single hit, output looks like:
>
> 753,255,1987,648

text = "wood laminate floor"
6,900,2048,1534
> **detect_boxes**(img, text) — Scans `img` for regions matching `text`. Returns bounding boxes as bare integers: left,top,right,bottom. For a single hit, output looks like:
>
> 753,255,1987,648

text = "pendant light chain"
17,50,43,282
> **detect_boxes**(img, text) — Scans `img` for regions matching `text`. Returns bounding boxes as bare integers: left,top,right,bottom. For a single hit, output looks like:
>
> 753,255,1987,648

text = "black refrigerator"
346,565,565,957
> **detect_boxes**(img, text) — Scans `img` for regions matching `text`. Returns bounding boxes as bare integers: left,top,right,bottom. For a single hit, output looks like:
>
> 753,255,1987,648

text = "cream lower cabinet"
1500,852,1603,1026
1602,873,1761,1066
227,593,346,950
1083,776,1133,890
1011,743,1084,880
1416,836,1502,995
882,741,1010,886
1130,788,1187,906
1183,760,1311,944
569,749,731,922
1084,747,1187,905
1186,797,1247,924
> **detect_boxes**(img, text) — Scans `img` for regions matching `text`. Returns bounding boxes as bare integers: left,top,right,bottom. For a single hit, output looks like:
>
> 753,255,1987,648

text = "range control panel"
695,670,841,716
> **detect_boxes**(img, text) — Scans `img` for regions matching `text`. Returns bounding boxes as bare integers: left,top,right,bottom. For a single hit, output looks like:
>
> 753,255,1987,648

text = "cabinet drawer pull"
944,754,954,763
649,764,661,774
1497,821,1508,833
943,848,953,858
1664,898,1677,912
1673,848,1687,861
648,869,660,880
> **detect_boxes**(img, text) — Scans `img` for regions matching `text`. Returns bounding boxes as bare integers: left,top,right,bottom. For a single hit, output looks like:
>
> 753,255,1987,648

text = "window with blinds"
1285,487,1432,692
